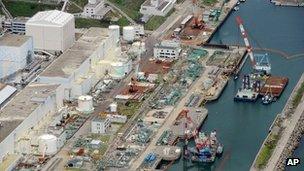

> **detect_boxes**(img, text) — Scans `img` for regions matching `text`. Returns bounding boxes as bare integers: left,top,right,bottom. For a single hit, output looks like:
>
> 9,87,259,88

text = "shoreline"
251,73,304,171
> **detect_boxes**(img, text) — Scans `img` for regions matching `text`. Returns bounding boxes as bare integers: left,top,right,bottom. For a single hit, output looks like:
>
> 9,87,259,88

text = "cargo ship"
184,130,223,163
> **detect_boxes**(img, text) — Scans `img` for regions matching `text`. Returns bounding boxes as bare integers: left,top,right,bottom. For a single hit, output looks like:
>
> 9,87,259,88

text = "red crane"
191,0,204,29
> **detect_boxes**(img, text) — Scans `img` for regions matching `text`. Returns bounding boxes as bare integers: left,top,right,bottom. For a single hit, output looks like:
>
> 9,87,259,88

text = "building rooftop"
0,83,59,142
85,0,103,8
26,10,74,26
0,34,31,47
40,27,109,78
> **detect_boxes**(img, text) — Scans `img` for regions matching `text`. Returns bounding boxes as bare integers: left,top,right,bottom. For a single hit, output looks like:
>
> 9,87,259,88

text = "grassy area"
117,101,141,118
67,0,88,13
75,17,129,28
3,1,58,17
292,81,304,108
108,0,145,20
144,9,175,31
71,0,88,8
201,0,218,6
256,133,279,168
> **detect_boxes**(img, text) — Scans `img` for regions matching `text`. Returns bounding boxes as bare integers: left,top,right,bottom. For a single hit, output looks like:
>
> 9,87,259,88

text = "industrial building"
83,0,109,19
0,34,34,79
2,17,29,34
0,83,17,108
140,0,176,16
25,10,75,52
0,83,62,162
37,26,127,100
0,26,123,162
91,116,111,134
153,40,181,60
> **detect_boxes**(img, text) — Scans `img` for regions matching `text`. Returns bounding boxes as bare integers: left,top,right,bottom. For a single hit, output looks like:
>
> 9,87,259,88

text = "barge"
260,76,289,97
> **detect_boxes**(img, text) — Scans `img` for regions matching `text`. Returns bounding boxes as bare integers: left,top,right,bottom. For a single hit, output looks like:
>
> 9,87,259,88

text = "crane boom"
236,16,256,67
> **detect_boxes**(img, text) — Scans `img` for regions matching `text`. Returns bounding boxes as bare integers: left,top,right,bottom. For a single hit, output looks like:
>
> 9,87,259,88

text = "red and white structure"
236,16,271,74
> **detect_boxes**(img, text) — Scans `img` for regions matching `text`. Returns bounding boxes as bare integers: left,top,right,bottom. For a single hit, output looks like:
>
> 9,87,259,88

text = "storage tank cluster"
77,95,94,113
123,26,135,42
38,134,58,156
109,25,120,44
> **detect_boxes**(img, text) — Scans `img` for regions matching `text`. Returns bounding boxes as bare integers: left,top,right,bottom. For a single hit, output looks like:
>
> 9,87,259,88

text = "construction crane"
178,109,198,158
236,16,271,74
191,0,204,29
38,145,48,164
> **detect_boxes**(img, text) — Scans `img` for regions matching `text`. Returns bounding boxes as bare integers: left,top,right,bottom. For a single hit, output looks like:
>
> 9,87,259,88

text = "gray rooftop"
40,27,109,78
0,34,31,47
0,83,59,142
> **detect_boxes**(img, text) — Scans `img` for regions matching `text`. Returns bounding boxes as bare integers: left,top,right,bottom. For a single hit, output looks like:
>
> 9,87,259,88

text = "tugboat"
262,87,274,105
184,130,223,163
262,94,273,105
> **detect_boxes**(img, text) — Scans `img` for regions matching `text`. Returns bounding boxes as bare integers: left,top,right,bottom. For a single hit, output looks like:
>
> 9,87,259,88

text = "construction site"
164,0,238,45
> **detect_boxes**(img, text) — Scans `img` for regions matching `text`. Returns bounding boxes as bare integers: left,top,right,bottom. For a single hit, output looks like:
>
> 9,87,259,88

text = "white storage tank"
110,59,132,79
123,26,135,42
77,95,94,112
109,102,117,113
38,134,58,156
109,25,120,44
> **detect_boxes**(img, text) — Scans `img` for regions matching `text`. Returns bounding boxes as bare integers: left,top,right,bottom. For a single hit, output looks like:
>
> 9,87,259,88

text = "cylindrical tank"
89,0,96,4
109,102,117,113
109,25,120,44
38,134,58,156
123,26,135,42
110,59,131,79
77,95,94,112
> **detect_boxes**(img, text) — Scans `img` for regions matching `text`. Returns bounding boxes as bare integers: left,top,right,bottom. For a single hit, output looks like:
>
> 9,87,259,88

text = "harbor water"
169,0,304,171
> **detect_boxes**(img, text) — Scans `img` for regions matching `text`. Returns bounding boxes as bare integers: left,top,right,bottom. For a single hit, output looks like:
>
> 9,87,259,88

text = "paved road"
129,66,213,170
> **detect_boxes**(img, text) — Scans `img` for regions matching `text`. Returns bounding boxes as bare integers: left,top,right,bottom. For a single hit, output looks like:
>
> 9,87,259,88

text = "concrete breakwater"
275,111,304,170
251,73,304,171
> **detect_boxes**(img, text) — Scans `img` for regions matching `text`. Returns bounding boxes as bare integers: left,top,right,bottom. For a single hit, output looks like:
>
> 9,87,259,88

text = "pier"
251,73,304,171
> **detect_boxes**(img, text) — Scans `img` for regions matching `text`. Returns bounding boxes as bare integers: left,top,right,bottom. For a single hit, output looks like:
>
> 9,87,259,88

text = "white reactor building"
25,10,75,52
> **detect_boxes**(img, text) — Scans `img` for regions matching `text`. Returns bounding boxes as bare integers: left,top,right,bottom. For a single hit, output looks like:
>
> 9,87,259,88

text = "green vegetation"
75,17,129,28
144,9,175,31
71,0,88,8
118,101,141,118
3,1,58,17
201,0,218,6
144,16,166,31
256,133,279,168
108,0,145,20
292,81,304,108
67,0,88,13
